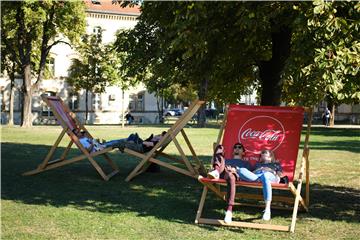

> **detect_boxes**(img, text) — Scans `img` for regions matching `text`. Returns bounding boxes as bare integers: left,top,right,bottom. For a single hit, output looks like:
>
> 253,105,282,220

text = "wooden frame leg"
23,129,67,175
125,153,151,182
290,182,303,232
87,155,110,181
195,186,208,224
38,129,67,169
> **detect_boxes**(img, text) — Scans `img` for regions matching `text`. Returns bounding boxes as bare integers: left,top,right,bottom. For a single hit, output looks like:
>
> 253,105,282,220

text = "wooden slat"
59,140,73,161
124,148,196,179
102,153,119,171
23,154,88,175
197,218,290,232
156,152,184,164
125,100,206,181
233,202,294,211
195,186,208,224
289,183,308,212
38,128,67,169
105,169,119,180
200,179,226,200
171,133,196,175
181,129,206,175
23,95,119,180
289,148,307,232
305,108,313,208
216,104,229,146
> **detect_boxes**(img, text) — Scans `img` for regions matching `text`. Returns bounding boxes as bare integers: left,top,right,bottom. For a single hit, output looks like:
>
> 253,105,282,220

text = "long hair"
260,149,277,163
212,144,224,164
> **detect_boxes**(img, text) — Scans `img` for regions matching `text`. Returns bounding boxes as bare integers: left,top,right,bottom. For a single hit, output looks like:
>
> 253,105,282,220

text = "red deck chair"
195,104,312,232
23,95,119,181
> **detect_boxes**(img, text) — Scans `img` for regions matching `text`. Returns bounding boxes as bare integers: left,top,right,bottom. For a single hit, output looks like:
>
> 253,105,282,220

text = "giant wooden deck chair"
23,95,119,181
125,100,206,181
195,104,312,232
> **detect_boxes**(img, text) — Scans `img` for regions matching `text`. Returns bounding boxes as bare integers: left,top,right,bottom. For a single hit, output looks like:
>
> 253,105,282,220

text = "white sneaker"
262,210,271,221
207,170,219,180
224,210,233,224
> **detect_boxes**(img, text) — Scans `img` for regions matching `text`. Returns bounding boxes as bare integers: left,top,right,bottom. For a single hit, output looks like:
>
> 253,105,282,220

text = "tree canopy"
1,0,86,127
283,0,360,106
67,28,124,122
115,1,359,110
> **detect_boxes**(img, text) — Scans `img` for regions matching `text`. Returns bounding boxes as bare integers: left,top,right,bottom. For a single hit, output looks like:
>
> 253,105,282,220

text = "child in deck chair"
207,143,251,223
237,149,283,221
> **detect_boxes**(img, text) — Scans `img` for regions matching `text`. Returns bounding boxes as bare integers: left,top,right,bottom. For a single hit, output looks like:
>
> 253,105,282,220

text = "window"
93,26,101,35
46,57,55,77
129,92,144,111
93,93,101,111
136,93,144,111
129,94,136,111
69,92,79,111
42,91,56,116
108,94,116,101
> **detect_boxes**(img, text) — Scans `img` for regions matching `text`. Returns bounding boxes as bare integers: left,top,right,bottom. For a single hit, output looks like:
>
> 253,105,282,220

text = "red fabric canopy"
47,96,78,131
222,105,304,182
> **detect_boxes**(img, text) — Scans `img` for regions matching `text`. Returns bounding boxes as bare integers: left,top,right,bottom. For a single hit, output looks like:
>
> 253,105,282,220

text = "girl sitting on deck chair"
237,149,284,221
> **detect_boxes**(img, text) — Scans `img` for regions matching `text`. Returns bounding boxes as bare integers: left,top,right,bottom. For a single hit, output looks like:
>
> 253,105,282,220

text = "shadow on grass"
1,142,359,228
308,126,360,138
304,140,360,153
299,127,360,153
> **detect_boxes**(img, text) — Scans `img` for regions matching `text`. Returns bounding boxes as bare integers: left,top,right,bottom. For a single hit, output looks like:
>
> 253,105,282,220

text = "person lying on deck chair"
236,149,284,221
103,131,167,153
74,129,105,153
207,143,252,224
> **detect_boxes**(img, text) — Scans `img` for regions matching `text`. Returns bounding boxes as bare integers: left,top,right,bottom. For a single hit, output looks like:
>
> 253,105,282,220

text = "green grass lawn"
1,125,359,239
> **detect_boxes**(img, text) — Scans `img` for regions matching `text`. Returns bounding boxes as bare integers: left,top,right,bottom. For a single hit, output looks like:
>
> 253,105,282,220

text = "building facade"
1,1,358,125
0,0,160,125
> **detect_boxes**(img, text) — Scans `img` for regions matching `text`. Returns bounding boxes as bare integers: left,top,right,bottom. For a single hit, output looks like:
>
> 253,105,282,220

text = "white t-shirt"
325,109,330,118
79,137,104,152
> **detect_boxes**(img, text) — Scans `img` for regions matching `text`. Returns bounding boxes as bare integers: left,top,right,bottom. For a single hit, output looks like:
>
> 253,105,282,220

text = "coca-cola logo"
238,115,285,154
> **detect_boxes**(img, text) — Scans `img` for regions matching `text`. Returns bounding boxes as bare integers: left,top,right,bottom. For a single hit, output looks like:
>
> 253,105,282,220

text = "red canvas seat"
195,104,312,232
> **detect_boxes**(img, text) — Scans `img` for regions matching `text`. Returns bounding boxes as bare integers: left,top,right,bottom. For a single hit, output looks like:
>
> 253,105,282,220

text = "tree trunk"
259,25,292,106
197,77,208,128
16,5,33,127
330,105,335,127
21,64,33,127
8,67,15,126
85,89,89,124
155,92,163,124
35,5,55,86
160,95,164,123
197,78,208,128
8,83,14,126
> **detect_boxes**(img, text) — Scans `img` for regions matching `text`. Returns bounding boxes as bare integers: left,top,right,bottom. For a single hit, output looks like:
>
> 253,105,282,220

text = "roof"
84,0,140,16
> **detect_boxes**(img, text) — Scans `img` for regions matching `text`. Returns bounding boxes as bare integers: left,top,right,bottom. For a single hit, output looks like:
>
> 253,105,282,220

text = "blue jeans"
103,139,127,148
238,168,278,201
103,133,143,148
325,117,330,126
